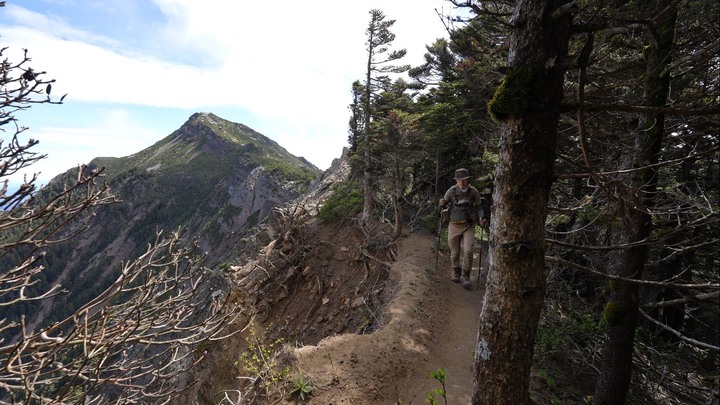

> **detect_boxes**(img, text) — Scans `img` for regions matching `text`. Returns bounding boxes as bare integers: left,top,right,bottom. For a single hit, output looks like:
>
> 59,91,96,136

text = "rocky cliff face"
19,112,322,329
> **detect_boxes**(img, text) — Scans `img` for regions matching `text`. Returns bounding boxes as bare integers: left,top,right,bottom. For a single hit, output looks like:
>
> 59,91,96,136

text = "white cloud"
1,1,450,175
5,5,124,48
13,108,164,185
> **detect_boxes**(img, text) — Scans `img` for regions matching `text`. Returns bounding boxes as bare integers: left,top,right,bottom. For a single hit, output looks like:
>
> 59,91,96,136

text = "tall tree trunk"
392,154,403,239
472,1,572,404
359,10,406,225
593,2,677,403
362,57,373,224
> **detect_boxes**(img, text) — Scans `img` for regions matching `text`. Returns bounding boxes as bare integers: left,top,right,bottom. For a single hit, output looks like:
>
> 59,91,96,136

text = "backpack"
449,186,480,224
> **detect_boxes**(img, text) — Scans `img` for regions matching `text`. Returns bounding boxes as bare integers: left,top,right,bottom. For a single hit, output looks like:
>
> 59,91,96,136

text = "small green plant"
537,324,563,352
426,369,448,405
537,369,557,389
236,327,290,401
326,352,338,374
290,375,314,401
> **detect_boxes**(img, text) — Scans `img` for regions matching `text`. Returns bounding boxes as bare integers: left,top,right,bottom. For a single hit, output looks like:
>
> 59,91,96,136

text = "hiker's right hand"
439,198,446,207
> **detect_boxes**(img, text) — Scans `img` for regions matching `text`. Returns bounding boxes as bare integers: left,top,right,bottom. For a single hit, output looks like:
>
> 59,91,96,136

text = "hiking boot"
462,270,472,290
451,267,461,283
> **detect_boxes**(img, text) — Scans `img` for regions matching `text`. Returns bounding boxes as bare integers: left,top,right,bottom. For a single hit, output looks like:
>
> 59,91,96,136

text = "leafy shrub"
317,180,363,221
236,327,290,400
264,160,318,188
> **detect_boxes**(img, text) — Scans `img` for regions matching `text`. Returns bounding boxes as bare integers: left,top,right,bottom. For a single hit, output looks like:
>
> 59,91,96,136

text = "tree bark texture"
362,61,373,225
593,1,677,403
472,1,572,404
362,18,375,225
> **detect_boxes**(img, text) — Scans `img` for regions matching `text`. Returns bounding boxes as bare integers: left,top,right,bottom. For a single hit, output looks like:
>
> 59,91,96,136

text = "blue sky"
1,0,453,186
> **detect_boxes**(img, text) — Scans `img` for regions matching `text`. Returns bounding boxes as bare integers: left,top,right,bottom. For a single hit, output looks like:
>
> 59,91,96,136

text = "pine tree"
359,9,409,224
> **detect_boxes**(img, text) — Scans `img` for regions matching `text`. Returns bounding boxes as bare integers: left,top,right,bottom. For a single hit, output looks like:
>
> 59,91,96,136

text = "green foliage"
537,324,564,353
264,160,318,188
290,375,314,401
426,369,448,405
536,369,557,389
546,214,572,229
537,293,603,356
236,327,290,400
533,291,600,402
317,180,363,221
487,67,535,121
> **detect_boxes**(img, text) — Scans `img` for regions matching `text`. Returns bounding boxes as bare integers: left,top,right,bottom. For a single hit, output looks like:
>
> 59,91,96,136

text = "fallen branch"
638,309,719,351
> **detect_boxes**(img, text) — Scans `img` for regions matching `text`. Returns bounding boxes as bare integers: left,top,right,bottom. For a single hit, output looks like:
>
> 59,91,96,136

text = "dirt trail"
290,231,486,404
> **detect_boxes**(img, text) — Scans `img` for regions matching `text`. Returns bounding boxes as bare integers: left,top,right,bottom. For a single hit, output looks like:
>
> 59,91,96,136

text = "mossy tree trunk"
471,1,572,404
593,1,677,403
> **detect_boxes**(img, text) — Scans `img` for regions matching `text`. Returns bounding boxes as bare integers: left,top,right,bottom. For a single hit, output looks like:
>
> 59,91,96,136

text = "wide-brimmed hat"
453,168,472,180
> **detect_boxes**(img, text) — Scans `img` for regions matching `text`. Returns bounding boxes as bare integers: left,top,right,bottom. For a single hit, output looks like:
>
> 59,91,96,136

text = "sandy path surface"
291,232,486,404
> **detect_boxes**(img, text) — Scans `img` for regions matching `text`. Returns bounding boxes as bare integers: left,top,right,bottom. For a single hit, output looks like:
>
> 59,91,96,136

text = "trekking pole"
476,226,484,290
434,208,443,273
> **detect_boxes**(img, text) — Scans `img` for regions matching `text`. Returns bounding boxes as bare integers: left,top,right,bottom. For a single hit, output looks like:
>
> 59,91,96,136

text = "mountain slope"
18,112,322,330
85,112,318,262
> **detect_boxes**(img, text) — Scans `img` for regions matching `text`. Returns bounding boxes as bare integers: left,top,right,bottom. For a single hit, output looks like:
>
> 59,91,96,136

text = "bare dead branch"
568,102,720,116
639,309,719,351
0,47,241,403
640,291,719,309
545,255,720,290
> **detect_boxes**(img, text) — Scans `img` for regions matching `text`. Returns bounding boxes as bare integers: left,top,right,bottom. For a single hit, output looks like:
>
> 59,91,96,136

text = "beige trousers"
447,221,475,272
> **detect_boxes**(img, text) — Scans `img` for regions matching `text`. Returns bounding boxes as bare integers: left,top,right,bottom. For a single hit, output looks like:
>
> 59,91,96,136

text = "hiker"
439,168,489,290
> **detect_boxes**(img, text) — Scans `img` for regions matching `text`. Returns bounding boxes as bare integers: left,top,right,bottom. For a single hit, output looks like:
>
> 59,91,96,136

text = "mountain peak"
187,112,221,125
175,112,260,146
87,112,319,187
171,112,318,171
